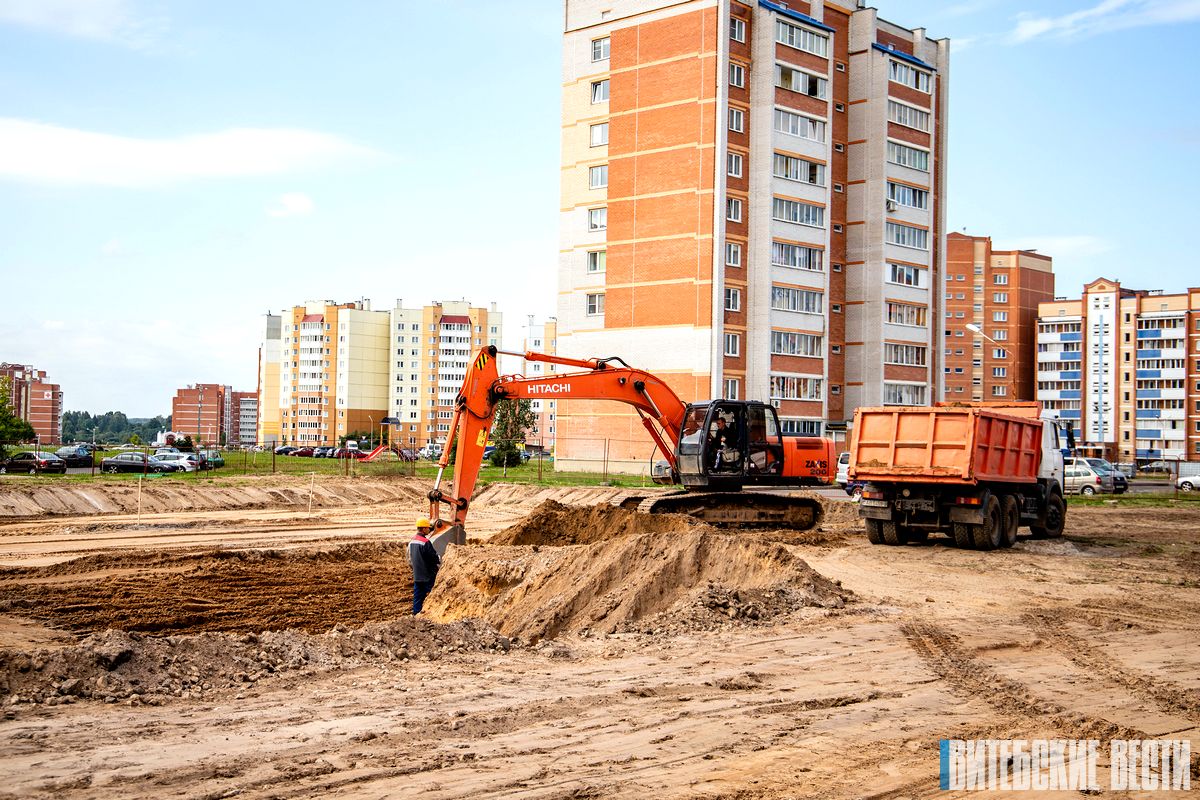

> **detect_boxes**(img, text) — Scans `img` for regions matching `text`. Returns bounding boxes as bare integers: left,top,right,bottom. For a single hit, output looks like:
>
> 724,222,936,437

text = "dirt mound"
0,476,426,518
0,616,510,708
489,499,697,545
426,506,851,642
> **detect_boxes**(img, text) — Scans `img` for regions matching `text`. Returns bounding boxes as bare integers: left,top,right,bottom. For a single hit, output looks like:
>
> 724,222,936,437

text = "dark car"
100,453,182,474
312,447,332,458
1,451,68,474
844,480,864,500
55,445,94,467
274,445,298,456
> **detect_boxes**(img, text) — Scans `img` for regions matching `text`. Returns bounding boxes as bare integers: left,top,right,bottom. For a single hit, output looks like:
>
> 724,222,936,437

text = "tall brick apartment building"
945,233,1054,402
557,0,948,471
0,363,63,444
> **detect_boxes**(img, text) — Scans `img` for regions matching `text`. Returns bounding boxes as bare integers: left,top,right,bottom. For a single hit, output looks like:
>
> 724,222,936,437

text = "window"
770,375,822,400
588,207,607,231
889,60,932,93
773,108,826,142
590,79,609,103
724,333,741,356
730,16,745,42
775,64,826,98
589,122,609,147
887,181,929,210
771,285,823,313
586,293,605,315
771,241,823,271
587,250,606,273
886,301,927,327
994,329,1008,341
884,343,927,366
884,382,927,405
771,330,822,356
993,292,1008,303
993,311,1009,322
726,197,743,222
724,287,742,311
773,153,825,185
725,241,742,267
886,221,928,249
776,19,829,57
886,141,930,171
723,378,740,400
727,151,743,177
589,164,608,188
729,62,745,88
772,197,824,227
992,367,1007,377
992,385,1008,397
887,100,931,132
993,347,1008,359
728,107,745,133
887,262,926,287
994,274,1009,285
591,37,610,61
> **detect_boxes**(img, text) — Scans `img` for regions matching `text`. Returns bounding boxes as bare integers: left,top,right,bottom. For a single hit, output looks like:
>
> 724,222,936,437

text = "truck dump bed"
850,405,1043,485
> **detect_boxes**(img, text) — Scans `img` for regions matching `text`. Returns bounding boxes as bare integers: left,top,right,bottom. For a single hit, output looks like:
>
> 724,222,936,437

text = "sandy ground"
0,477,1198,798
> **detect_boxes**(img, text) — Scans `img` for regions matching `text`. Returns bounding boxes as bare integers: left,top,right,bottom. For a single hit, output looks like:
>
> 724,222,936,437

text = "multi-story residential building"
558,0,948,471
388,300,502,448
1037,279,1200,463
256,314,283,446
171,383,228,444
945,233,1054,402
522,316,558,452
276,300,390,447
231,391,258,446
0,363,63,443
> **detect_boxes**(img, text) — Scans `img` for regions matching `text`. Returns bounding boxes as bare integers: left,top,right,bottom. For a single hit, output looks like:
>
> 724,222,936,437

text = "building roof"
301,314,324,323
872,42,936,71
758,1,835,33
441,315,471,324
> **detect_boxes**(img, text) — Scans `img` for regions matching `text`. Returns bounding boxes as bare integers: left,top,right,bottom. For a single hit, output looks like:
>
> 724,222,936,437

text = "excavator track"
613,491,823,531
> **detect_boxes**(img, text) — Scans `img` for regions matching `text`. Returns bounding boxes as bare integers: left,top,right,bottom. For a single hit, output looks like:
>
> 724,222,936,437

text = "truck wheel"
972,496,1003,551
882,521,907,546
1030,493,1065,539
952,523,974,549
1000,495,1020,548
864,519,883,545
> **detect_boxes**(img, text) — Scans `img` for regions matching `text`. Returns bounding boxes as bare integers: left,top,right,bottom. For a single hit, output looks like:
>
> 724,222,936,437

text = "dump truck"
424,345,836,549
850,402,1069,550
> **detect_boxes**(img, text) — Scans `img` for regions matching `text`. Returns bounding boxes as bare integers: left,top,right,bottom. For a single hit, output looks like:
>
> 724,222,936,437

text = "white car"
835,451,851,487
153,452,199,472
1179,475,1197,493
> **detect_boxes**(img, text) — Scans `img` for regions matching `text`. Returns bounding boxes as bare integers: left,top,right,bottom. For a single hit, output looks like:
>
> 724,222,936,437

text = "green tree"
128,433,141,446
0,378,36,458
489,399,535,467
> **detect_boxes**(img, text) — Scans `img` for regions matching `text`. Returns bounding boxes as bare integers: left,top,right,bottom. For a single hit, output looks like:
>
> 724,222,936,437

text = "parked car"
116,443,143,450
844,479,864,500
332,447,368,459
835,451,851,487
100,453,182,474
312,447,332,458
1063,462,1112,495
198,449,225,468
1115,462,1137,479
1,451,67,474
153,452,199,472
54,445,94,467
418,445,443,460
1068,457,1127,494
274,446,298,456
290,447,315,458
1179,475,1197,493
1140,460,1171,473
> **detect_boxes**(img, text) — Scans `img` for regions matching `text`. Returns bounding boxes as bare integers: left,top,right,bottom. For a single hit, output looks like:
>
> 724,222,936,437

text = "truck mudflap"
857,498,893,521
948,506,985,525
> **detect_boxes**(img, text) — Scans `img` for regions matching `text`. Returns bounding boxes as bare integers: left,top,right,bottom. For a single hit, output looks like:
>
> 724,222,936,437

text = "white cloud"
0,119,381,188
0,0,165,48
1009,0,1200,43
267,192,315,218
1009,235,1114,259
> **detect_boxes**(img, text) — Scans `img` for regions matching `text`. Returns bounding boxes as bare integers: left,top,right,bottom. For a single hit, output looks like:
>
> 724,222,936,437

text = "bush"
489,441,523,468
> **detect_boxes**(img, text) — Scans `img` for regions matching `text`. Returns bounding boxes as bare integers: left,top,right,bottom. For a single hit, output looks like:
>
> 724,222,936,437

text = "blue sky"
0,0,1197,416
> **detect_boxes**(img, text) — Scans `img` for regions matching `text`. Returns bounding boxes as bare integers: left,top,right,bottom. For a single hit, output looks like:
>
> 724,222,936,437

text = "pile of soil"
0,543,418,635
425,502,852,641
0,476,426,518
0,616,510,709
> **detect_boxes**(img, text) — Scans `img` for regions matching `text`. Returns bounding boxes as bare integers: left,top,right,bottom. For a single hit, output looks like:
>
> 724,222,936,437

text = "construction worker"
408,518,441,614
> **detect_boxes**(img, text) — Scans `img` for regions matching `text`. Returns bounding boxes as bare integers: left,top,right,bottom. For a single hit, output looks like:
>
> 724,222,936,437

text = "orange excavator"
426,346,836,549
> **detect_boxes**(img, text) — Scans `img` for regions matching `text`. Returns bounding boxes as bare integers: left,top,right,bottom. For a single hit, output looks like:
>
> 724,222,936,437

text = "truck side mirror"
1065,423,1076,453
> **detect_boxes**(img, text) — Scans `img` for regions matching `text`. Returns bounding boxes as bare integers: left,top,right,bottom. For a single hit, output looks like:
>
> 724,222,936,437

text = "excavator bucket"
430,524,466,557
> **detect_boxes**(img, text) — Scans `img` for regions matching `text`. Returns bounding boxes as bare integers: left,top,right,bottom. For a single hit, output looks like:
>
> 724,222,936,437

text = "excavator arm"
426,346,688,544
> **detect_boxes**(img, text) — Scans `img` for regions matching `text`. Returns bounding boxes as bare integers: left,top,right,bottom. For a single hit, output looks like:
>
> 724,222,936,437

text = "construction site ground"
0,475,1197,798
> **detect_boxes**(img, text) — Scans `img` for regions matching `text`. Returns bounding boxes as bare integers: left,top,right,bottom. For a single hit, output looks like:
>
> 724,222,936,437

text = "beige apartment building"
1038,280,1200,464
388,300,502,448
558,0,949,471
256,314,283,446
945,233,1054,402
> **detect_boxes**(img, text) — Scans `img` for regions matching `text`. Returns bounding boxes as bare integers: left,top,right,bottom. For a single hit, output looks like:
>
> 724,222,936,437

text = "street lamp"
964,323,1001,349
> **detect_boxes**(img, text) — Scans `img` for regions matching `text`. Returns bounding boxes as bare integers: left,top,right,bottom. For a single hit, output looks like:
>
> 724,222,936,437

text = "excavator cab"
674,401,785,490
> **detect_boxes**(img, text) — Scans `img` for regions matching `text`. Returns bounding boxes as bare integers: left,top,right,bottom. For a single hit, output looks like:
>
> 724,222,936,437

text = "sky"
0,0,1197,416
